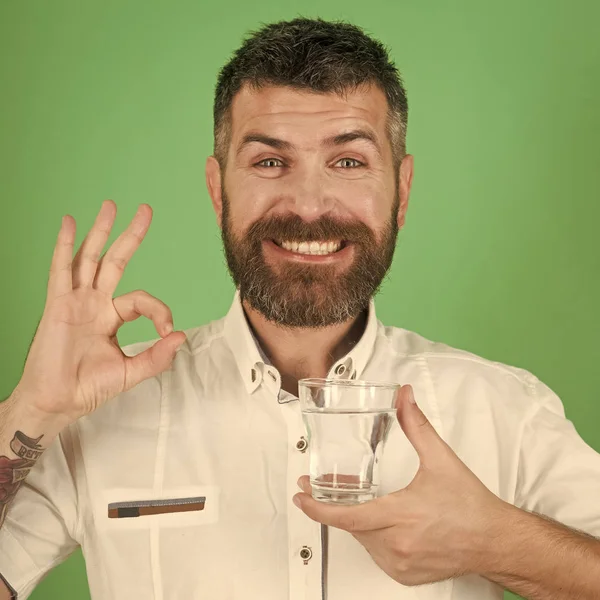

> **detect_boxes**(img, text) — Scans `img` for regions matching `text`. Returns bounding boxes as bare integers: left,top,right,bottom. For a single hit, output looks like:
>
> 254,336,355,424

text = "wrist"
2,388,73,444
475,500,600,598
471,499,529,578
476,500,567,582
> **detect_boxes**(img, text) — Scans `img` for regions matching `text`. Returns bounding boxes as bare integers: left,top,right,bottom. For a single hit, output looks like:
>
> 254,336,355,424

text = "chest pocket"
93,485,220,532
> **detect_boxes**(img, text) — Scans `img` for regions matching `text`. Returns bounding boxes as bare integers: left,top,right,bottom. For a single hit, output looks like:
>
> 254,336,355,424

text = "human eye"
256,158,285,168
335,158,364,168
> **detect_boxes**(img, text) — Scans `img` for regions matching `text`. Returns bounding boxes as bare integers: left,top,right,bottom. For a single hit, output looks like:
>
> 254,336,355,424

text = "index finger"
94,204,152,294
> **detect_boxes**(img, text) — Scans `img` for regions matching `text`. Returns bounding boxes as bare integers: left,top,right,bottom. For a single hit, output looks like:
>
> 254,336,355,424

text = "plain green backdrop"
1,0,598,599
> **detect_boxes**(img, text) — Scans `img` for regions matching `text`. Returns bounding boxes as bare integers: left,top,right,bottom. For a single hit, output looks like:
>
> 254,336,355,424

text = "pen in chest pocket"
108,496,206,518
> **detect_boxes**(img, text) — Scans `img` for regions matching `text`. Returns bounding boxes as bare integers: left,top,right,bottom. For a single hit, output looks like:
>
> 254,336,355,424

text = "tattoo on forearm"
0,431,44,526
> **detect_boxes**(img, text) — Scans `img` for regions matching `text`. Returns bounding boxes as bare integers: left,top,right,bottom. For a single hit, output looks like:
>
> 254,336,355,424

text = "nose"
284,165,334,222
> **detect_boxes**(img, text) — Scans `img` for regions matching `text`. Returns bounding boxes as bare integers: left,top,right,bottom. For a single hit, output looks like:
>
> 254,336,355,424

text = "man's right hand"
13,200,186,424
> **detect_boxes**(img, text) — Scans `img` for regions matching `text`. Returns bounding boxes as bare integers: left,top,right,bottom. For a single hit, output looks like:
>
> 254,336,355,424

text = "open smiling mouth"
271,239,349,256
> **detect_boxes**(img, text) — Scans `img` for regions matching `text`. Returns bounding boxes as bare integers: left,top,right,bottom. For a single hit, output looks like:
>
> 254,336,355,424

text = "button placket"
280,400,323,600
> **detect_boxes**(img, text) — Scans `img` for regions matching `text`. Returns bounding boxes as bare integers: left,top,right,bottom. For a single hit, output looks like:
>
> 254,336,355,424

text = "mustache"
245,214,375,244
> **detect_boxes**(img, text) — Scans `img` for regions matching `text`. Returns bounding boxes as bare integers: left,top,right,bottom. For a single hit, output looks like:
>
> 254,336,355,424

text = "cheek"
226,168,395,230
224,177,274,230
337,181,394,229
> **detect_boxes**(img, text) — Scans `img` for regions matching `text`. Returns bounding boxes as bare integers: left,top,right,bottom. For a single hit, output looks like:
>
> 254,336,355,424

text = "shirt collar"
223,289,379,395
223,290,265,394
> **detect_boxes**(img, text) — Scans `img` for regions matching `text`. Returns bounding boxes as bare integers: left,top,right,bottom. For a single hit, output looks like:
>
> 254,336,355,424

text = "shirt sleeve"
515,378,600,537
0,425,80,599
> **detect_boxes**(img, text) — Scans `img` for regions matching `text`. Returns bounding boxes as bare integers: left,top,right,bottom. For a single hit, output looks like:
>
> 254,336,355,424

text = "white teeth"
279,240,342,255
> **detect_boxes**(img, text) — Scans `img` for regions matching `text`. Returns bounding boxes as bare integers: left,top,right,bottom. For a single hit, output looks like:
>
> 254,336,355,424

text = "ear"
397,154,414,229
205,156,224,229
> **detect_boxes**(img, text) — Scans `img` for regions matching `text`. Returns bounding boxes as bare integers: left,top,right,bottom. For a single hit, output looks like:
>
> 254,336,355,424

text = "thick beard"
220,190,399,328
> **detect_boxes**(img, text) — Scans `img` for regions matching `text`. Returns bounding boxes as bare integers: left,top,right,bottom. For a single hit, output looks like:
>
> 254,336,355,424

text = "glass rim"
298,377,401,390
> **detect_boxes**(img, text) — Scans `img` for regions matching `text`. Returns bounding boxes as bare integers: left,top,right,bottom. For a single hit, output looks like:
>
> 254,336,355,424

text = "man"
0,17,599,600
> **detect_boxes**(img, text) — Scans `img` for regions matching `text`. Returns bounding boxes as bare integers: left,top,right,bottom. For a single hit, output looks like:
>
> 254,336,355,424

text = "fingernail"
293,495,302,508
408,386,416,405
164,322,173,335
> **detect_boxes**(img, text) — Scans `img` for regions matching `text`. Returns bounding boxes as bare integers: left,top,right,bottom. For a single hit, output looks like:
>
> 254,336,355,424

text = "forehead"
228,83,390,144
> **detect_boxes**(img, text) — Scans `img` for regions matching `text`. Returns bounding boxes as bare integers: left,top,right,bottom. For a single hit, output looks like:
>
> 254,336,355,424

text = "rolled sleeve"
515,379,600,537
0,426,80,598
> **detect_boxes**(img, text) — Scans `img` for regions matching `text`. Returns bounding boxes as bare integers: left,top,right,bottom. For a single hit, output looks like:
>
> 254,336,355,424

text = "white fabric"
2,291,600,599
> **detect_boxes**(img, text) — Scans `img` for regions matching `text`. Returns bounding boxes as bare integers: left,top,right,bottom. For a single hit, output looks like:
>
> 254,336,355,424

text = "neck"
242,299,368,396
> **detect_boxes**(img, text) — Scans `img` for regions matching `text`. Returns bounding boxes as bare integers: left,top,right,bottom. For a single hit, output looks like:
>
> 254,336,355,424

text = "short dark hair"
213,18,408,168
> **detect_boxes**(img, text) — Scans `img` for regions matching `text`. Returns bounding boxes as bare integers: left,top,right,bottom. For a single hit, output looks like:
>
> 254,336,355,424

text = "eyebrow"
237,134,293,155
236,128,382,158
324,129,382,158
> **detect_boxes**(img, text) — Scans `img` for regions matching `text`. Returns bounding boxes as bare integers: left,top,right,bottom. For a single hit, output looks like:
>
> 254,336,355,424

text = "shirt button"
335,364,346,376
296,437,308,453
300,546,313,564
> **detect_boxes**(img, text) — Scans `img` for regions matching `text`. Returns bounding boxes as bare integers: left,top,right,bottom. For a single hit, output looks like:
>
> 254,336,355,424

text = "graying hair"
213,18,408,168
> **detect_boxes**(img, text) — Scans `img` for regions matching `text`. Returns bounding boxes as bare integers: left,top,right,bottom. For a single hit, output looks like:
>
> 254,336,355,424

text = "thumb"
395,385,447,466
124,331,186,390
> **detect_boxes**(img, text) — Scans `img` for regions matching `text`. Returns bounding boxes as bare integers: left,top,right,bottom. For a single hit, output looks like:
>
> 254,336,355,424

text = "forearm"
0,579,12,600
0,390,69,529
481,503,600,599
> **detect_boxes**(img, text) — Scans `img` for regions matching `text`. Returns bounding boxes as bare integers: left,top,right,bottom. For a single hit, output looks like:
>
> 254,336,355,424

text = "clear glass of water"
298,378,400,504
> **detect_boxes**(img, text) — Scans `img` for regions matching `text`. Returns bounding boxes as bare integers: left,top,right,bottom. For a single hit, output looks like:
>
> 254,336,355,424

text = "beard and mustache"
220,188,399,328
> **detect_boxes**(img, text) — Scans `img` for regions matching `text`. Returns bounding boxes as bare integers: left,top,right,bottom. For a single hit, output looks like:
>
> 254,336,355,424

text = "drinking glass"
298,378,400,504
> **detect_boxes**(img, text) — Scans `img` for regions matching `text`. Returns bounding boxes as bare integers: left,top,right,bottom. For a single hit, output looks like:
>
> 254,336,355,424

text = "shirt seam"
416,354,446,439
0,570,17,600
65,424,84,542
190,332,225,357
150,367,170,600
512,384,548,507
383,344,535,386
1,523,67,595
74,419,113,596
72,422,86,542
125,329,225,360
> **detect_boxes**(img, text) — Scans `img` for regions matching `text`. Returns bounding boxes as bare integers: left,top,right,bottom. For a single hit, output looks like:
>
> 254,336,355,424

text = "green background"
1,0,598,598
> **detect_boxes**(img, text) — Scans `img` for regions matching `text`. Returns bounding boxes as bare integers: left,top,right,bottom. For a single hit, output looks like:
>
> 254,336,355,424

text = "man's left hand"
293,385,515,586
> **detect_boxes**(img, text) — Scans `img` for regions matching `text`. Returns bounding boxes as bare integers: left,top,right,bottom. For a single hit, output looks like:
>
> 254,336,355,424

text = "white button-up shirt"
2,292,600,599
